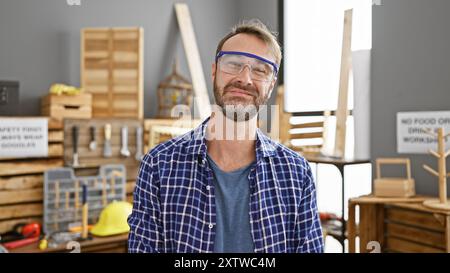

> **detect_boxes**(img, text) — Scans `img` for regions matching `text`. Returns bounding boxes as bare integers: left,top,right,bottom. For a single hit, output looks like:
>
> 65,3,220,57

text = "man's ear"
211,63,216,81
267,77,277,98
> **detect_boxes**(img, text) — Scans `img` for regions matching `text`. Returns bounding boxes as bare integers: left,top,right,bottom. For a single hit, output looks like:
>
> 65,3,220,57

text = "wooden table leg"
348,201,356,253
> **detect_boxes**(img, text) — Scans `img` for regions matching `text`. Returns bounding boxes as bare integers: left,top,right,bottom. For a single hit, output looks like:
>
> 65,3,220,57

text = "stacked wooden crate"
81,27,144,119
41,93,92,120
63,118,142,204
0,118,64,234
348,196,450,253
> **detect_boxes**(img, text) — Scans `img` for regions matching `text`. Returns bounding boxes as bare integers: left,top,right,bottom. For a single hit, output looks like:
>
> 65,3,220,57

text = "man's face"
212,33,277,122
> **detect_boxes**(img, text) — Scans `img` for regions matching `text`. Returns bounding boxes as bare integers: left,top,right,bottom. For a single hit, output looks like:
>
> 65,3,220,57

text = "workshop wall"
371,0,450,195
0,0,241,117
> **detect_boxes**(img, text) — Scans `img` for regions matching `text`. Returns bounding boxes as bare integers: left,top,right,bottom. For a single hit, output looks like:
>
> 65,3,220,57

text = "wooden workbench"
9,233,128,253
348,195,450,253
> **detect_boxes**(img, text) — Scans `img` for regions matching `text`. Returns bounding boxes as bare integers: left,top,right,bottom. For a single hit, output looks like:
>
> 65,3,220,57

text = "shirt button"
208,224,213,229
206,186,211,191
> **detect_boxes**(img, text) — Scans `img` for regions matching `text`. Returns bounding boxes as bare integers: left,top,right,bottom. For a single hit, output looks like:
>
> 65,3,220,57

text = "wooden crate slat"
113,52,138,62
41,94,92,107
386,207,445,232
0,188,43,205
82,27,143,119
74,166,138,182
0,175,42,191
126,181,136,194
0,159,63,176
0,217,42,234
0,203,43,220
386,222,446,249
65,135,138,147
385,237,444,253
48,131,64,142
64,146,139,161
126,194,133,204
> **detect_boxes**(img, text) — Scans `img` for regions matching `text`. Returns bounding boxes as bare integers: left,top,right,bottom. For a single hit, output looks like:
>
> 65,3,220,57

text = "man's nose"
236,65,253,85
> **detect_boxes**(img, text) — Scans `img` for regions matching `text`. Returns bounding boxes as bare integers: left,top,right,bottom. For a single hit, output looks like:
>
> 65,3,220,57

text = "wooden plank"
0,203,43,220
386,207,445,232
64,146,139,161
48,131,64,142
82,28,143,119
126,194,133,204
446,216,450,253
359,203,378,253
385,237,444,253
41,94,92,107
174,3,211,120
0,217,42,234
126,181,136,194
290,132,323,139
349,195,427,204
82,243,127,253
0,143,62,161
386,222,446,249
390,201,450,215
350,202,385,253
0,159,63,176
347,201,356,253
334,9,353,158
376,204,385,250
73,166,138,182
65,134,136,147
0,175,42,191
291,122,324,129
0,188,43,205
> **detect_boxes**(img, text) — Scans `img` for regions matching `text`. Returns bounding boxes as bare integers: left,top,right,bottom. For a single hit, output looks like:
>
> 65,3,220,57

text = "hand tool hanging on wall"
81,183,88,239
72,126,80,167
103,124,112,158
89,126,97,151
74,180,79,221
54,181,60,231
135,126,143,161
120,126,131,157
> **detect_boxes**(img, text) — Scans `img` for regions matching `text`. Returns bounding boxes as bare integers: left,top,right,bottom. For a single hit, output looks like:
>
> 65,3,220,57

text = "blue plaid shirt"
128,118,324,253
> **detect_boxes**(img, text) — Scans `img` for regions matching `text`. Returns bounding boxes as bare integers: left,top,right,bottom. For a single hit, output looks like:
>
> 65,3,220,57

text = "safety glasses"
215,51,278,82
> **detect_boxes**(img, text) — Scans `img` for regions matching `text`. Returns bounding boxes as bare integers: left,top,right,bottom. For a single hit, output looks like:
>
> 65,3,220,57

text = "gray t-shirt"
206,154,255,253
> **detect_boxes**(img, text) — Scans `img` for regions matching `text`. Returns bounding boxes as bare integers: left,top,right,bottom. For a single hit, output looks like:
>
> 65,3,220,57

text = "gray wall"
371,0,450,195
0,0,279,118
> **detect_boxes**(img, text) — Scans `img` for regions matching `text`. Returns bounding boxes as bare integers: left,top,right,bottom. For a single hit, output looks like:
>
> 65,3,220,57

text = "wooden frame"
334,9,353,158
174,3,211,120
81,27,144,119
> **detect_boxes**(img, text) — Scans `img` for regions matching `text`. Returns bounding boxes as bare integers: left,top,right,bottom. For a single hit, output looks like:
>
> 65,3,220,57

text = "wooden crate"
144,118,201,152
10,233,128,253
348,196,450,253
41,93,92,120
63,118,143,203
0,118,64,234
81,27,144,119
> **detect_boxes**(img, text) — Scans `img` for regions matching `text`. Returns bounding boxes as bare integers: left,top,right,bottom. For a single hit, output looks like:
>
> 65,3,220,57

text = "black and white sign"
397,111,450,154
0,118,48,158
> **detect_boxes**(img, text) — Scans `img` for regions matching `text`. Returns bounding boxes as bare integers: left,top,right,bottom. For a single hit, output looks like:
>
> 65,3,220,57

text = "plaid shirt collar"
185,116,277,160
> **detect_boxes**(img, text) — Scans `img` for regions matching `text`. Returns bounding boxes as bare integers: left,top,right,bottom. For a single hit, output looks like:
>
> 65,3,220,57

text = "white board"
0,118,48,158
397,111,450,154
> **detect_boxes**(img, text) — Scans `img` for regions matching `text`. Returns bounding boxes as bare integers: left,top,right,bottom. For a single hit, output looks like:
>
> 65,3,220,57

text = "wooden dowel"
429,149,441,159
422,128,437,137
445,150,450,158
423,164,439,177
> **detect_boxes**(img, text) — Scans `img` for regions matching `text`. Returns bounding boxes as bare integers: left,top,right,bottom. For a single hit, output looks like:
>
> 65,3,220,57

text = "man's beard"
213,78,269,122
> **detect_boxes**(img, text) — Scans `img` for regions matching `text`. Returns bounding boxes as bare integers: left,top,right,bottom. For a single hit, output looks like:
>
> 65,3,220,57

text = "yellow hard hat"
90,201,132,237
